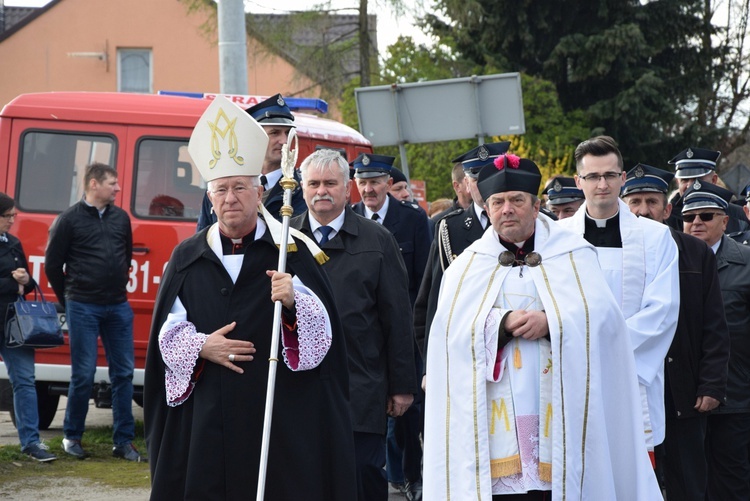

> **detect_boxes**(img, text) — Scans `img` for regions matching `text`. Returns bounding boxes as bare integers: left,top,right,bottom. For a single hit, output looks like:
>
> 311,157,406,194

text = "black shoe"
62,438,89,459
113,442,147,463
23,442,57,462
405,480,423,501
390,482,408,496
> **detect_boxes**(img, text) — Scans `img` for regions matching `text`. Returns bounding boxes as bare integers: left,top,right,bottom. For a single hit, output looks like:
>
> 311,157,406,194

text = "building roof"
0,1,60,42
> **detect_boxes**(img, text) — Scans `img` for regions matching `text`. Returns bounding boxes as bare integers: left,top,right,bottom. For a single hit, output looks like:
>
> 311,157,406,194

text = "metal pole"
390,83,411,179
218,0,249,94
470,75,485,145
256,130,299,500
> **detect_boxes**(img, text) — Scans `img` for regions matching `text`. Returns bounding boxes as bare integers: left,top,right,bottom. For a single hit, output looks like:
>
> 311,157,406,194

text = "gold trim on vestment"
490,455,521,478
569,252,591,495
539,260,566,499
444,253,476,500
469,262,502,496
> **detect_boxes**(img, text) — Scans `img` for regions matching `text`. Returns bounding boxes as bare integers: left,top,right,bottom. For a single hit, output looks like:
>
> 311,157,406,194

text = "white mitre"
188,95,269,182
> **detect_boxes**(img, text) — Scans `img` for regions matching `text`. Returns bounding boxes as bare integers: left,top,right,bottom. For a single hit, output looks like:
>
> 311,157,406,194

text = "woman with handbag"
0,192,57,462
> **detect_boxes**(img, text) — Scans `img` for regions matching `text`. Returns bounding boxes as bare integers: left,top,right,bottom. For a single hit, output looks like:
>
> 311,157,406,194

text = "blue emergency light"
157,91,328,114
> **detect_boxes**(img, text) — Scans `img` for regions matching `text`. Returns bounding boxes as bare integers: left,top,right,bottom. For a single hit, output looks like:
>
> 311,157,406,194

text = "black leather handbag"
5,286,64,349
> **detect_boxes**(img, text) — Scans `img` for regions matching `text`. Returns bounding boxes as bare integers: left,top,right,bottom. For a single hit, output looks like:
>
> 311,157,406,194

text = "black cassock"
144,225,356,500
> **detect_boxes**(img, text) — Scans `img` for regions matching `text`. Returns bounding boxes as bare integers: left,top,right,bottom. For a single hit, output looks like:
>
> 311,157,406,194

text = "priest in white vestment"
423,154,662,500
559,136,680,456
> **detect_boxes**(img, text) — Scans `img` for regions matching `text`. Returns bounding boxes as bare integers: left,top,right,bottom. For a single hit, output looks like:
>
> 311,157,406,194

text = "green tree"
426,0,744,167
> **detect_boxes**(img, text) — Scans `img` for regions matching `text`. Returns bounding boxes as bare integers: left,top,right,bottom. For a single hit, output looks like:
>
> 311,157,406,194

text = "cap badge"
693,180,701,190
686,148,694,159
478,145,489,161
553,180,562,192
362,155,371,166
634,165,645,178
277,96,285,107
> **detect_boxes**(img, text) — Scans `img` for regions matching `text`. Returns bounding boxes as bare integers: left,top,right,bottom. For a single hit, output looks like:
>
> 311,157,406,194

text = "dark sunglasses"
683,212,723,223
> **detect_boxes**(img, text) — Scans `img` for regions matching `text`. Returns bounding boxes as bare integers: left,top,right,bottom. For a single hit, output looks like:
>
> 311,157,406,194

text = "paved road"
0,397,408,500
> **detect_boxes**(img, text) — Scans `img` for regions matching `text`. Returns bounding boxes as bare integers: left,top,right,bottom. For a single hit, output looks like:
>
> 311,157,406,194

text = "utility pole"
218,0,248,94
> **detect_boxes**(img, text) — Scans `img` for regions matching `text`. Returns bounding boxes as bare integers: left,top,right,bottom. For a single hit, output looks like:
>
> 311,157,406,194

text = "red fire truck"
0,91,372,427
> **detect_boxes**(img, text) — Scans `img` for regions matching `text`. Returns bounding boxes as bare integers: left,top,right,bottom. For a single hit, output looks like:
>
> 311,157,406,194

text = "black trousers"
354,431,387,501
706,412,750,501
657,415,707,501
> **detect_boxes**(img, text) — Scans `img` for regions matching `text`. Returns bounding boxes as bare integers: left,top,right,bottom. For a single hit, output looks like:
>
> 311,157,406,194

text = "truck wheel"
36,385,60,430
7,383,60,430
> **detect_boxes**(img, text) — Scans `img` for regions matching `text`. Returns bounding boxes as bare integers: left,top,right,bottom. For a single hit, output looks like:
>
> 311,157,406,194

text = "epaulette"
399,200,422,211
436,208,465,223
540,207,558,221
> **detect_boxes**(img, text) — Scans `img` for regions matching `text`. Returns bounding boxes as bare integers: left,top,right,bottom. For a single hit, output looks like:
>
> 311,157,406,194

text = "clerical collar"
583,211,622,248
586,209,619,228
219,228,256,255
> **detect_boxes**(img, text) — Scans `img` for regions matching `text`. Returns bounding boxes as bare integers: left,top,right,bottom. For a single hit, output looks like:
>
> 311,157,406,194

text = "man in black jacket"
292,148,417,501
680,180,750,500
45,162,143,462
621,164,729,500
350,153,430,500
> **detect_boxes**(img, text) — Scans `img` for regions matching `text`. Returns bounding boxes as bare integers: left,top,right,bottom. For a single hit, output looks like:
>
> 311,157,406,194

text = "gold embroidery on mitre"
208,108,245,169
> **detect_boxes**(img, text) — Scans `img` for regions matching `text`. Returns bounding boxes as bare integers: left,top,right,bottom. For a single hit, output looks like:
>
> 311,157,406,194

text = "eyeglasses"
683,212,723,223
578,172,622,183
210,185,251,198
0,213,18,220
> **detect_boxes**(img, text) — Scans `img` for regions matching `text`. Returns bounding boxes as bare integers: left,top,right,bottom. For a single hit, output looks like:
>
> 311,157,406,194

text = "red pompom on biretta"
494,154,521,170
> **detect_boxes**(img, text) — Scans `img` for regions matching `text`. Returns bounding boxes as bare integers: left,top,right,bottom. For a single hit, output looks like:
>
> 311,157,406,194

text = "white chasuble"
559,199,680,446
424,213,662,501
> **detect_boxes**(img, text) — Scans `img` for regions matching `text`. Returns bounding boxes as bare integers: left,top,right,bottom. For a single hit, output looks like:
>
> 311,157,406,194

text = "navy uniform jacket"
714,236,750,413
352,194,432,305
291,207,418,434
414,203,486,358
665,229,729,419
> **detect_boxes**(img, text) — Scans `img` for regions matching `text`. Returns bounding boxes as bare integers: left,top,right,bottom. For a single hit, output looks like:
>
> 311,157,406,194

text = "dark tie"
371,213,380,222
481,210,488,229
318,225,333,245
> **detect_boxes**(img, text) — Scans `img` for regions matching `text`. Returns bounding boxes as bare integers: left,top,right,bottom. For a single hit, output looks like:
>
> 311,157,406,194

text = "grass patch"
0,421,150,490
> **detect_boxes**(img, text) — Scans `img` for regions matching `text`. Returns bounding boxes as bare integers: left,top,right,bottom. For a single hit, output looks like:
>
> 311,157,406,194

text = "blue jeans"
63,300,135,446
0,344,39,449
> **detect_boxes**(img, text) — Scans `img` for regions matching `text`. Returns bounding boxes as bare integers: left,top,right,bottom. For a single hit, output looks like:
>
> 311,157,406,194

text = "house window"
118,49,152,93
